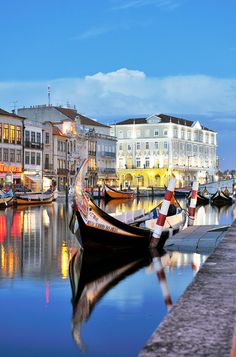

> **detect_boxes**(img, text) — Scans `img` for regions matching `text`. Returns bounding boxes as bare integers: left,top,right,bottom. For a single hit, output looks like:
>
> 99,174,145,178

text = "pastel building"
111,114,217,188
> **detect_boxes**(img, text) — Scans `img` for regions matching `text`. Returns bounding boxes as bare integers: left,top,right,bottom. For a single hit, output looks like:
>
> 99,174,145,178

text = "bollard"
188,180,199,226
149,177,176,248
152,254,173,311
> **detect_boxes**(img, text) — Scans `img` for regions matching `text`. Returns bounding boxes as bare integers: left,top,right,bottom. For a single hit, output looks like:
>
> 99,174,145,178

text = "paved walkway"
140,220,236,357
164,224,229,254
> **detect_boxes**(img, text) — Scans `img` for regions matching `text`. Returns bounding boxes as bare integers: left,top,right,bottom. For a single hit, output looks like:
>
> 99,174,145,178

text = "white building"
111,114,217,187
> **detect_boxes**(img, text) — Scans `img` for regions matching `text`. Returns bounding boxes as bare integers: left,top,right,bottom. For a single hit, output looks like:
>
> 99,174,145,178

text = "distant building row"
0,105,218,189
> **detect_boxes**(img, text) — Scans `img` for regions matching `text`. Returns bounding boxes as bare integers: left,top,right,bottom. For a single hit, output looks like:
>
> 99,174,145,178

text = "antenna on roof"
48,85,51,106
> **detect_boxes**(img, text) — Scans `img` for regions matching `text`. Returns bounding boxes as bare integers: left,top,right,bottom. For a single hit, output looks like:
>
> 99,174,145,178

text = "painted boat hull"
15,193,54,205
211,190,233,206
0,196,14,208
105,184,134,200
73,193,185,250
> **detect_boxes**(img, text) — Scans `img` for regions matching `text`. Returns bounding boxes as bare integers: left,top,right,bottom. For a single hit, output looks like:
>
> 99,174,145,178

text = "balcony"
25,141,43,150
99,151,116,158
57,168,68,175
99,168,116,174
88,151,96,156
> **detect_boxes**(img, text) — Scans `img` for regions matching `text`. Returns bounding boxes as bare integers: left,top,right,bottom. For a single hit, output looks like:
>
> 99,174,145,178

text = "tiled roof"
55,107,77,120
0,108,25,119
55,107,110,128
115,114,213,131
52,125,67,137
79,113,110,128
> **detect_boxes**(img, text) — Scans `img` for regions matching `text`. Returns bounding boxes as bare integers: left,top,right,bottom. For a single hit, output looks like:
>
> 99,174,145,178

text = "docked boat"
187,191,210,206
0,190,14,208
71,160,186,250
69,247,153,350
210,189,233,206
15,192,54,205
104,184,134,200
174,188,190,198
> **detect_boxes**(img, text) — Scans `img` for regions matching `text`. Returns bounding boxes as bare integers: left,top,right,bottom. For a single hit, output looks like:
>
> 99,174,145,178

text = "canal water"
0,197,235,356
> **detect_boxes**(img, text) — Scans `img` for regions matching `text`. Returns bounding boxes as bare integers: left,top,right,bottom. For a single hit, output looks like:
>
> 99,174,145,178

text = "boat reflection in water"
69,247,152,350
69,245,204,351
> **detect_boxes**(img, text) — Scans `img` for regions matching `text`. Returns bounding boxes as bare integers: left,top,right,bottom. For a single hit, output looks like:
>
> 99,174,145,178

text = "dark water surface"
0,198,235,356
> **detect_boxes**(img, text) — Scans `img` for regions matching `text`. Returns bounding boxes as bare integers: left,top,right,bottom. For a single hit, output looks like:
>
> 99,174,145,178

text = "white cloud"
1,69,236,120
111,0,182,11
71,26,114,40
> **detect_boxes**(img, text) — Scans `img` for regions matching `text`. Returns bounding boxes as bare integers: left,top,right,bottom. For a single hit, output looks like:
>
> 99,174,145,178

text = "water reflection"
0,203,78,279
69,246,208,352
100,197,236,227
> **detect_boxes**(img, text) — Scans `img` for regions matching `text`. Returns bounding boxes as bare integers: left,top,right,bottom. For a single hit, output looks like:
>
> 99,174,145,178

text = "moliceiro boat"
210,189,233,206
71,160,186,250
104,184,134,200
0,189,14,208
15,192,54,205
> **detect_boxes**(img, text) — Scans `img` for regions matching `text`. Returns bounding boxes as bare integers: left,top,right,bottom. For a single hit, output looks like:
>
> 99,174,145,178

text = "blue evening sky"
1,0,236,169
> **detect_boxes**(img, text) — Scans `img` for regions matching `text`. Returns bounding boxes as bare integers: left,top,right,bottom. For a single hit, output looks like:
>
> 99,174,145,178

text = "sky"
1,0,236,170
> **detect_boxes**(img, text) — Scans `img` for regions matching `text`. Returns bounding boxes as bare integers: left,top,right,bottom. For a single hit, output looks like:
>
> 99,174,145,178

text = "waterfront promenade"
140,219,236,356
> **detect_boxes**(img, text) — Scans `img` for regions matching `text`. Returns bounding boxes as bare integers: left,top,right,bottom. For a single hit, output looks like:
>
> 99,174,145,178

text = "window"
127,144,132,151
211,135,214,144
118,130,123,138
127,130,131,138
10,125,15,144
31,152,35,165
136,130,141,138
25,130,30,142
174,128,178,138
164,142,168,150
37,132,41,143
16,126,21,144
16,150,21,163
3,124,9,143
154,129,159,136
145,158,150,168
31,132,35,143
145,142,149,150
25,151,30,165
45,154,49,169
10,149,15,162
3,149,8,162
45,132,50,144
155,142,159,149
187,131,191,140
0,123,2,141
181,130,185,139
163,129,168,136
36,153,41,165
136,159,141,168
136,142,141,150
119,143,123,151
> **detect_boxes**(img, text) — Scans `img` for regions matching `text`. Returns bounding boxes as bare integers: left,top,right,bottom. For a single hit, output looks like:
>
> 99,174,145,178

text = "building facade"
0,108,24,186
111,114,217,188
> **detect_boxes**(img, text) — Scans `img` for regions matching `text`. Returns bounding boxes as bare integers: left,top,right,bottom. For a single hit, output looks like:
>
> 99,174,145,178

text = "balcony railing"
57,168,68,175
99,151,116,158
98,168,116,174
25,141,43,150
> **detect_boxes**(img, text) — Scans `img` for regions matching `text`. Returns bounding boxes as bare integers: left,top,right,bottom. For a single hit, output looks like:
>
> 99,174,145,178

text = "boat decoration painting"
0,188,14,208
71,160,187,250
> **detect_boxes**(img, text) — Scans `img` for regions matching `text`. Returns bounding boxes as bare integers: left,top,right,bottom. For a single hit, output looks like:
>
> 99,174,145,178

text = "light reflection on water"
0,198,235,356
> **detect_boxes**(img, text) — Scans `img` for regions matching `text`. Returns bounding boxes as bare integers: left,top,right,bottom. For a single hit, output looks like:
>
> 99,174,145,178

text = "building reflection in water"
0,203,78,280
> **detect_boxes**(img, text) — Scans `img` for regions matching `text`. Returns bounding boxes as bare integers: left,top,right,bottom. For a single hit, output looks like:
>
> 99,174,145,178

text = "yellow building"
111,114,217,188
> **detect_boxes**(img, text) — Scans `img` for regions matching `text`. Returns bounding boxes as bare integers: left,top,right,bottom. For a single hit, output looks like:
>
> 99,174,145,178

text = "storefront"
0,163,22,187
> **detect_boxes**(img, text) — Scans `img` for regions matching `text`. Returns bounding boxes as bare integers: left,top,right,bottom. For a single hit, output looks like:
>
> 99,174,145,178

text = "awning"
13,173,21,179
25,175,42,182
